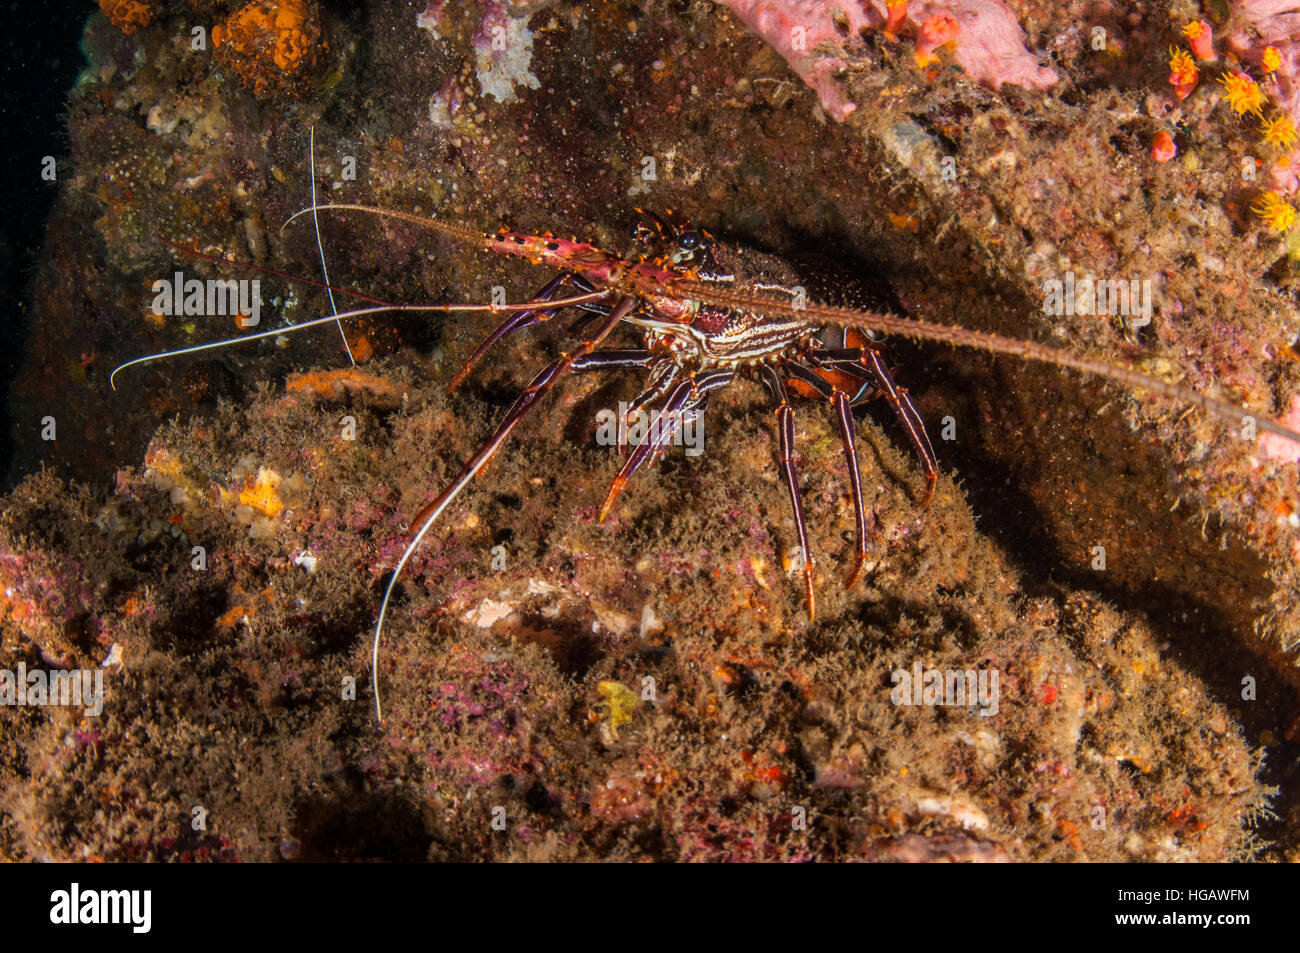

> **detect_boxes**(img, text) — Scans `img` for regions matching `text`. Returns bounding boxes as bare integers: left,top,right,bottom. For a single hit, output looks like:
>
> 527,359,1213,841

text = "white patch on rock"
101,643,124,669
911,789,990,831
474,9,541,103
465,597,515,628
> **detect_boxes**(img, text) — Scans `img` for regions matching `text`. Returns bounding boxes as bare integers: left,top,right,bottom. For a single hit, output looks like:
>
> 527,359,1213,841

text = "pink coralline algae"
717,0,1057,121
923,0,1057,89
416,1,448,38
1226,2,1300,193
1256,394,1300,466
0,551,100,665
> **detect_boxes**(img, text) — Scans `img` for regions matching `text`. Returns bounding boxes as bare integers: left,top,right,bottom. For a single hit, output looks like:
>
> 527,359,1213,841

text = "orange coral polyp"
1151,130,1177,162
884,0,906,39
1261,115,1298,150
1183,19,1216,61
916,14,959,67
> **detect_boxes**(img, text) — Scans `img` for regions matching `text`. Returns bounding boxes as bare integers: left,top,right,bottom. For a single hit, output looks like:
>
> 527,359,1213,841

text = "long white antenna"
370,459,492,722
108,292,610,390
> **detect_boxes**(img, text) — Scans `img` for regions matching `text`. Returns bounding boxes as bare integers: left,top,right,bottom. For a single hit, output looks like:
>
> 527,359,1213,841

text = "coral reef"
7,0,1300,861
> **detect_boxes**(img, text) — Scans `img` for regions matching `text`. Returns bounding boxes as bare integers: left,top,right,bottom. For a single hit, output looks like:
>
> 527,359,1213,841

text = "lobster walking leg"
822,347,938,506
563,276,617,338
617,359,680,458
450,272,578,390
781,361,871,590
411,297,636,528
570,349,657,372
832,390,871,589
598,370,733,521
599,378,697,521
625,361,681,421
373,295,638,721
760,366,817,620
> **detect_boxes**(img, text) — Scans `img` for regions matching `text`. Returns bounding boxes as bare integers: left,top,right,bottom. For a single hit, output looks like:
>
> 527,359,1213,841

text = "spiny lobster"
113,191,1300,722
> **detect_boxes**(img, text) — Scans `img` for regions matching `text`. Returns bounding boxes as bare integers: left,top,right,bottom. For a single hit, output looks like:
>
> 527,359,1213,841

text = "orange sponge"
99,0,158,35
212,0,325,98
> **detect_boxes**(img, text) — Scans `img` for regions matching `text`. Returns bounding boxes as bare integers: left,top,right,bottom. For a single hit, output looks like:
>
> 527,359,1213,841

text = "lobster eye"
631,222,658,245
678,232,701,251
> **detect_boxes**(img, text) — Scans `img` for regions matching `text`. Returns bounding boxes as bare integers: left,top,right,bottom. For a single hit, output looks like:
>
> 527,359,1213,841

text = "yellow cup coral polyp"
1218,70,1265,116
99,0,157,35
1168,47,1198,101
1261,115,1298,150
1253,191,1297,233
212,0,325,98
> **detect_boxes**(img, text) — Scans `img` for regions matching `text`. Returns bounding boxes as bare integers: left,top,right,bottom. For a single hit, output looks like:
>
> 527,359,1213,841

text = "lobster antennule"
674,280,1300,450
307,126,356,365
